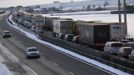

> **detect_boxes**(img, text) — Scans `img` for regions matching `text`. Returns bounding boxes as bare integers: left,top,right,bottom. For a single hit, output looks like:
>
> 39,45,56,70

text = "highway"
0,13,110,75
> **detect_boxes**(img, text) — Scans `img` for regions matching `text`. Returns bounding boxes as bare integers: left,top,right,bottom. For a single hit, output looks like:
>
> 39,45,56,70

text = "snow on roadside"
0,44,13,75
0,55,6,62
8,14,131,75
0,63,13,75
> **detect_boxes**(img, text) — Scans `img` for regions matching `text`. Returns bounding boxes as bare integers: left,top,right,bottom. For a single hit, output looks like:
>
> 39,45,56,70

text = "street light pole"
123,0,127,35
118,0,122,24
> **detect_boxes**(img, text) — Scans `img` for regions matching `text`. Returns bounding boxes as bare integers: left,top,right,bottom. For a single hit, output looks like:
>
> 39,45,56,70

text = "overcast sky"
0,0,83,8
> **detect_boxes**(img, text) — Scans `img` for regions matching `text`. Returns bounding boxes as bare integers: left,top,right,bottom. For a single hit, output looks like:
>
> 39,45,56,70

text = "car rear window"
111,43,122,47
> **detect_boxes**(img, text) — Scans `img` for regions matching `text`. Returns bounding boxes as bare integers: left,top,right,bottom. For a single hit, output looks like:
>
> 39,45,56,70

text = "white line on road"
22,65,38,75
69,72,75,75
0,54,6,62
53,63,58,66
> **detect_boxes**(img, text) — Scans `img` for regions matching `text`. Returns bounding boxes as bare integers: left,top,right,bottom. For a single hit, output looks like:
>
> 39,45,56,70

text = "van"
104,41,123,54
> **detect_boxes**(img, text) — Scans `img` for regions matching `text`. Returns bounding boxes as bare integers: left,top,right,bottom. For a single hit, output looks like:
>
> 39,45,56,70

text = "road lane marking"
0,54,6,62
53,63,58,66
69,72,75,75
22,64,38,75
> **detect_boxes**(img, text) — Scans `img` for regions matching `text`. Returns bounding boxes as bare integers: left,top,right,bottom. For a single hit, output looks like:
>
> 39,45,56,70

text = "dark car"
2,30,11,38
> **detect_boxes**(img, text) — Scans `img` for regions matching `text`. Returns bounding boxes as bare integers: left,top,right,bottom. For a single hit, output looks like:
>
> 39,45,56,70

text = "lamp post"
118,0,122,24
123,0,127,35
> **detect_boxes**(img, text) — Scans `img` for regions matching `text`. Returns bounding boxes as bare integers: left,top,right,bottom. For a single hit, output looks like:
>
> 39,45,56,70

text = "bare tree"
104,2,109,8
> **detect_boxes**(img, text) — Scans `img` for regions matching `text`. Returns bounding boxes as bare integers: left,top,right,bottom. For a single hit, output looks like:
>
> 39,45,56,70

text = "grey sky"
0,0,82,7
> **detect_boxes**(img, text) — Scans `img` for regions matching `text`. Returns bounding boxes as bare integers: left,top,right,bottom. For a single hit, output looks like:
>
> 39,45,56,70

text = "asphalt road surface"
0,13,111,75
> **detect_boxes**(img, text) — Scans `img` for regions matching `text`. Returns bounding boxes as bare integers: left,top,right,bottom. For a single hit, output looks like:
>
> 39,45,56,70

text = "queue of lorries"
12,11,134,61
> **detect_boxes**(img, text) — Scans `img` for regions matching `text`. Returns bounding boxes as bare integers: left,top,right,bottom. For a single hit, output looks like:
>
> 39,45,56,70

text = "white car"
35,27,43,33
118,47,133,58
129,50,134,61
126,42,134,49
26,47,40,58
104,41,123,54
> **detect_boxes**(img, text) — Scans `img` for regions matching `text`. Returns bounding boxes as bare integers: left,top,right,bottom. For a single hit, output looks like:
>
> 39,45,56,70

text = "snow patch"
0,43,13,75
0,63,13,75
0,55,6,62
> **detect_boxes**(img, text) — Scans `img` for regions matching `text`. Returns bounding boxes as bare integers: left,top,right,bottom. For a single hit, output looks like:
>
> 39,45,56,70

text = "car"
26,47,40,58
23,21,32,28
126,42,134,49
31,26,36,31
35,27,43,33
118,47,133,58
2,30,11,38
125,37,134,41
104,41,123,54
129,50,134,61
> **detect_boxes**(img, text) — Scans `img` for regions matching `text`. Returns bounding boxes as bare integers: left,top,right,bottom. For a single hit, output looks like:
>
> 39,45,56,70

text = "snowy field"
42,12,134,37
8,14,131,75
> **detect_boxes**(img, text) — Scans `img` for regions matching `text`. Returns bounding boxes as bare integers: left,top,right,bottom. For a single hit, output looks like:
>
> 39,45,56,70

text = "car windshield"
124,48,133,54
111,43,122,47
28,48,38,52
5,32,11,34
124,48,132,51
